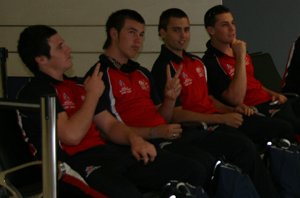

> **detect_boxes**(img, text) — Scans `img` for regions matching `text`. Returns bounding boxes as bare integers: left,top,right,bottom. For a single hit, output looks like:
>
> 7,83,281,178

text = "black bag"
265,139,300,198
160,180,209,198
209,161,259,198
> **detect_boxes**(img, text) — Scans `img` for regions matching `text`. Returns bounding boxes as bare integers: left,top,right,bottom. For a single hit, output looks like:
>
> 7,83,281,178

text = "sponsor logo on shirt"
182,72,192,86
119,80,132,95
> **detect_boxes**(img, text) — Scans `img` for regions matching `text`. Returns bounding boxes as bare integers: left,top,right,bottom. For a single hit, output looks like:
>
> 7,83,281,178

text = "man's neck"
105,48,128,67
164,45,184,58
40,67,64,81
211,39,233,57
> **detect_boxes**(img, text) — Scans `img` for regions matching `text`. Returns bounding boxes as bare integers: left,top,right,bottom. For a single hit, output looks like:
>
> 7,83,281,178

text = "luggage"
160,180,209,198
209,160,259,198
265,139,300,198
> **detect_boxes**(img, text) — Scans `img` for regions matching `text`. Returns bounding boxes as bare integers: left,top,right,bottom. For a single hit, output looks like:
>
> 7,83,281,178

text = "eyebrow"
127,26,145,34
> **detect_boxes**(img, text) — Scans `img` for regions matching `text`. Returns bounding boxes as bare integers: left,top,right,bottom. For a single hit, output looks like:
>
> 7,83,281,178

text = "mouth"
132,46,140,51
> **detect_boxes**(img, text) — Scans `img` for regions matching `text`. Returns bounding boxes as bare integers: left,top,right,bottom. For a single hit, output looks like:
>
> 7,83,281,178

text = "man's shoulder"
18,78,56,101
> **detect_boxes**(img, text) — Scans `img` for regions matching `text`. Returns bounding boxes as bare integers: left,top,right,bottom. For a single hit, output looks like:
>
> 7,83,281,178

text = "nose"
180,30,189,39
65,44,72,54
229,24,235,31
135,34,143,45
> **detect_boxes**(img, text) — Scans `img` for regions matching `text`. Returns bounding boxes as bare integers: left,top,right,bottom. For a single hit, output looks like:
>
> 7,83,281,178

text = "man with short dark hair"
202,5,300,141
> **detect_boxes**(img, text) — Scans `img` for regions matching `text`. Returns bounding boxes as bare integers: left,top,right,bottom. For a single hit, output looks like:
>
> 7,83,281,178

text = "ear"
35,55,48,66
110,28,118,41
206,26,215,36
159,28,167,39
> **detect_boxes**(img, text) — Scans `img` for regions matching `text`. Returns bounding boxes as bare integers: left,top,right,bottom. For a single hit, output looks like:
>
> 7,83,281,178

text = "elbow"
59,135,82,146
230,98,244,106
223,92,244,106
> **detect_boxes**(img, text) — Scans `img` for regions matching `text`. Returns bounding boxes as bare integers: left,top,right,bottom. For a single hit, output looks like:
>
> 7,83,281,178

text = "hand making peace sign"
164,64,183,101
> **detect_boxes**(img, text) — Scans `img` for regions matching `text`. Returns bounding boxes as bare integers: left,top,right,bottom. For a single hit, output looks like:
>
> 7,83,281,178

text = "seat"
250,52,282,92
281,36,300,95
250,52,300,142
0,103,43,198
250,52,298,97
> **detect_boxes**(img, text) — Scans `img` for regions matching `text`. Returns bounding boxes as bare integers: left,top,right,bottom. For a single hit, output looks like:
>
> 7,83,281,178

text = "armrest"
283,92,299,98
180,121,207,130
0,160,42,198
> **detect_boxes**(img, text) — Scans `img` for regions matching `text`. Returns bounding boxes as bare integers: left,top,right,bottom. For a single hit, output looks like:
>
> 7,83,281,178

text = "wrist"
149,127,157,139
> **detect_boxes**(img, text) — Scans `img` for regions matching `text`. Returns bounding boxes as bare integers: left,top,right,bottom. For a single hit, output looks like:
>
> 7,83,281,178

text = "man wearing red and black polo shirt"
202,5,300,140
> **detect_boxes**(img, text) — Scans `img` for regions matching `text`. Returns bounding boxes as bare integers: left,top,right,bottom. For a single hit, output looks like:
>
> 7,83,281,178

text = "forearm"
210,96,234,113
130,127,155,140
222,58,247,105
105,121,140,145
157,98,176,122
58,94,99,145
172,108,224,125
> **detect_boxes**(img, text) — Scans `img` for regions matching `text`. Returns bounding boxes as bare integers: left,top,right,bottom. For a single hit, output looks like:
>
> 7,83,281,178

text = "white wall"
0,0,221,77
223,0,300,75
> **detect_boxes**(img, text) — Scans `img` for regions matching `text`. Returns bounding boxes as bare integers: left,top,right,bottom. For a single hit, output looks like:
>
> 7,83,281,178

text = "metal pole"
0,48,8,99
41,95,57,198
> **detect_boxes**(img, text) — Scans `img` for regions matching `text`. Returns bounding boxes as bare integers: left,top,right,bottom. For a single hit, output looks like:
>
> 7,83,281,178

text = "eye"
172,28,181,33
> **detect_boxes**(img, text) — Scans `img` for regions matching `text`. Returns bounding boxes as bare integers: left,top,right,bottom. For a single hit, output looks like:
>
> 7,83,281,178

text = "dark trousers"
256,97,300,138
162,125,279,198
239,114,296,147
64,144,207,198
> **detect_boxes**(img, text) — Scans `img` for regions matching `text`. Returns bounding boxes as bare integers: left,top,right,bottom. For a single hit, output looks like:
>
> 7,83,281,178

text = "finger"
92,63,101,77
166,64,172,81
132,150,141,162
83,76,90,85
174,64,183,78
142,154,149,165
149,153,156,162
98,71,103,79
149,148,157,162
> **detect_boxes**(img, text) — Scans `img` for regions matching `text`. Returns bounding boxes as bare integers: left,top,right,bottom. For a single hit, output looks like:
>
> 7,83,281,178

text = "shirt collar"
35,70,69,84
160,45,196,64
205,40,226,57
99,54,140,73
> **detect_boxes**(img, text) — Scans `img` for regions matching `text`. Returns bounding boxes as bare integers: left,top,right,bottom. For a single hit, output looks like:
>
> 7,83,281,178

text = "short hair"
17,25,57,75
158,8,189,32
204,5,231,28
103,9,145,49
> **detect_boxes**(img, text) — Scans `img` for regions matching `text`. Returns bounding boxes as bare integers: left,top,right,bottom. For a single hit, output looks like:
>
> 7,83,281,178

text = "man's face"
209,12,236,44
116,19,145,59
46,33,72,72
160,17,190,56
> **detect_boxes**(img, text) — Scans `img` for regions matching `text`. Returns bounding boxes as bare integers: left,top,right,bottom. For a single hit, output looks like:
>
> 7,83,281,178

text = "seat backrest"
250,52,282,92
282,36,300,94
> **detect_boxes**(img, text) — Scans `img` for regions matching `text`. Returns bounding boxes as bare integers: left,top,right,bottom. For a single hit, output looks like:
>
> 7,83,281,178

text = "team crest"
196,67,204,78
62,93,75,109
138,80,149,90
226,64,235,77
